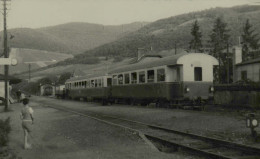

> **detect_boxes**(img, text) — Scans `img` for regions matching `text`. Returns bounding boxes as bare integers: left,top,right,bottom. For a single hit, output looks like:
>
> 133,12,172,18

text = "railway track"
41,103,260,159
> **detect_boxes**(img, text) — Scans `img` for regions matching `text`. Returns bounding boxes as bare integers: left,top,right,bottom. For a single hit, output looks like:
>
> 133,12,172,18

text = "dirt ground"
0,100,196,159
31,96,260,148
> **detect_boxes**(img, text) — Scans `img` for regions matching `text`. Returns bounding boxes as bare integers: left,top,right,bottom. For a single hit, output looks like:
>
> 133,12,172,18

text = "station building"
233,47,260,82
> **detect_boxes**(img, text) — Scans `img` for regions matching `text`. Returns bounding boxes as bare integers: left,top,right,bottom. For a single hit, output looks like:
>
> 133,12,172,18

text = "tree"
189,20,203,52
241,19,260,61
209,17,230,83
58,72,73,84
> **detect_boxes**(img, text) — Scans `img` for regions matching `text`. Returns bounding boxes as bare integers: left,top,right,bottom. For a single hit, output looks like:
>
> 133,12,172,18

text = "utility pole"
2,0,10,111
28,64,31,82
227,42,230,84
174,42,177,55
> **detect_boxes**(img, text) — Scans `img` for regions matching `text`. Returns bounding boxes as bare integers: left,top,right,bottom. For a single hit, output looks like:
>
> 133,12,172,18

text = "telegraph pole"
2,0,10,111
28,64,31,82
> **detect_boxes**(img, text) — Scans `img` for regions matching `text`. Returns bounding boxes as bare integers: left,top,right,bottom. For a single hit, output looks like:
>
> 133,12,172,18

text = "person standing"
20,98,34,149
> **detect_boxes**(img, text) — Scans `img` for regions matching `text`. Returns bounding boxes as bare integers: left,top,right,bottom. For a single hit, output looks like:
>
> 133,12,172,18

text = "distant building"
233,47,260,82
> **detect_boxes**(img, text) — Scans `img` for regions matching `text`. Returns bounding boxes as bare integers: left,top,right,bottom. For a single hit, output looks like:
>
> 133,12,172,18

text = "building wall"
236,63,260,82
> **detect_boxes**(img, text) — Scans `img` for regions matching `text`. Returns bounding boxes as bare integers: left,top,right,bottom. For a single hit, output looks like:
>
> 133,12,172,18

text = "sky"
0,0,259,29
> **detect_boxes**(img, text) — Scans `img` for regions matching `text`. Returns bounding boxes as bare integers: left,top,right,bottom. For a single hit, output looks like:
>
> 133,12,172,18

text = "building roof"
236,57,260,66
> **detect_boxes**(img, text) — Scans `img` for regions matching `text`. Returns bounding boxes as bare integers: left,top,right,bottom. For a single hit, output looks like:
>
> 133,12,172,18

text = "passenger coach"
109,53,218,106
65,74,112,105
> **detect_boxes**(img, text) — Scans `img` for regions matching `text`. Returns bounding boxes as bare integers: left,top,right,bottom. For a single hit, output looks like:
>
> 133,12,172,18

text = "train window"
97,79,102,87
95,79,98,87
91,80,95,87
241,71,247,81
101,78,104,87
85,81,88,88
118,74,123,85
124,73,130,84
147,70,154,83
107,78,112,86
157,68,165,82
112,75,118,85
139,71,145,83
87,80,90,88
194,67,202,81
84,81,87,88
131,72,137,84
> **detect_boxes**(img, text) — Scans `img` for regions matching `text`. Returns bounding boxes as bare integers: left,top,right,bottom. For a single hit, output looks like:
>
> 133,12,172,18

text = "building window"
194,67,202,81
139,71,145,83
124,73,130,84
112,75,118,85
131,72,137,84
241,71,247,81
147,70,154,83
157,68,165,82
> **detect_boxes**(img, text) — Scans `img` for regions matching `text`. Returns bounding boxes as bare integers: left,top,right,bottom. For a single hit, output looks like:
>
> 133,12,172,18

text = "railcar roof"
66,73,110,83
109,53,216,74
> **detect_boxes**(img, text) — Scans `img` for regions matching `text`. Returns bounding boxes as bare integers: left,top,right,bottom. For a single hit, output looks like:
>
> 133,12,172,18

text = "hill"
5,48,73,75
65,5,260,63
5,22,148,55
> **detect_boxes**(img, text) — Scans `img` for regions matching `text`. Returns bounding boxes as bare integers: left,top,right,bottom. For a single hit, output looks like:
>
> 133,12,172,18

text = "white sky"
1,0,258,28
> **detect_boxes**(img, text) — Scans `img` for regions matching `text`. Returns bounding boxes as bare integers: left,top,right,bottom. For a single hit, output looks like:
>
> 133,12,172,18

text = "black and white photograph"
0,0,260,158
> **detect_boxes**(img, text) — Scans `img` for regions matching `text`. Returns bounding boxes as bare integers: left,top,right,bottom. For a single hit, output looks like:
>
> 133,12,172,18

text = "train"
61,52,218,107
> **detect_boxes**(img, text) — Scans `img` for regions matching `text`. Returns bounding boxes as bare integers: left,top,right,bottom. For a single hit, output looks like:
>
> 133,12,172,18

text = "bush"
0,117,11,146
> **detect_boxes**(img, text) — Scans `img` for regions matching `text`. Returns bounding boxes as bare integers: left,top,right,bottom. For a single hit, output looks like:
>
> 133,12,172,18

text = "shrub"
0,117,11,146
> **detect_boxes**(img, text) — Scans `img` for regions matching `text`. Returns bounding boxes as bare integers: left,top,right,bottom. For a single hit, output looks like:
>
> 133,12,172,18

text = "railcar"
55,85,65,98
109,53,218,107
65,74,112,105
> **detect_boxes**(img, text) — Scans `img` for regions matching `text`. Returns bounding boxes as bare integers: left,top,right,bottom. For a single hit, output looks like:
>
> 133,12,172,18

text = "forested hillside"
69,5,260,64
4,22,147,55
